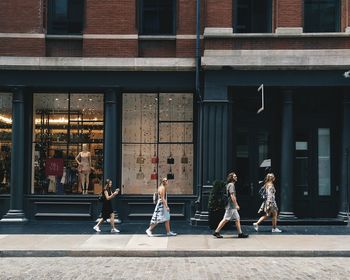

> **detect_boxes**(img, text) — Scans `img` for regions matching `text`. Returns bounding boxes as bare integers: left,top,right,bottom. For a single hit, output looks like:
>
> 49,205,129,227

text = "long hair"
104,179,112,189
264,173,275,185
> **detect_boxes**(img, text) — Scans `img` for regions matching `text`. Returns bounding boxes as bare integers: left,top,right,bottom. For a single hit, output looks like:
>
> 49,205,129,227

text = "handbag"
164,208,170,221
98,192,104,202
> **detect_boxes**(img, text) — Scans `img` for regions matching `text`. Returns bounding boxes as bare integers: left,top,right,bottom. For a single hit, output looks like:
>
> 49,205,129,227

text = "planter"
208,208,225,229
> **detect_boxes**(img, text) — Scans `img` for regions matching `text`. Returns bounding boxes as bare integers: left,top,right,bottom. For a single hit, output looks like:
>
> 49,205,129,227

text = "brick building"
0,0,349,223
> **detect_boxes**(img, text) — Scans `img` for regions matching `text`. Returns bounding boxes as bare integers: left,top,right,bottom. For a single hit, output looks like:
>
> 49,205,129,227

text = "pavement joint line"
1,250,350,258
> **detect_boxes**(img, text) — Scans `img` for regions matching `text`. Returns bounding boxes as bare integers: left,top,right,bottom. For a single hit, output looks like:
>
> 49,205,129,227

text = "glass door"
294,127,336,218
234,126,271,218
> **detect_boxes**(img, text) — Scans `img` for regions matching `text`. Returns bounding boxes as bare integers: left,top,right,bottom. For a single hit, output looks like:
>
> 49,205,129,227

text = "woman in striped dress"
145,177,177,237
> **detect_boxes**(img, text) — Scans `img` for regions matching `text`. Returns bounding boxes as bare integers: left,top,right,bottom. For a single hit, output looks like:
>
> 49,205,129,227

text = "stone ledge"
202,49,350,70
0,57,195,71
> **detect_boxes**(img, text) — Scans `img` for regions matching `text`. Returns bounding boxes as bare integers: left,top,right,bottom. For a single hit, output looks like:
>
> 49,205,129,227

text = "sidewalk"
1,222,350,257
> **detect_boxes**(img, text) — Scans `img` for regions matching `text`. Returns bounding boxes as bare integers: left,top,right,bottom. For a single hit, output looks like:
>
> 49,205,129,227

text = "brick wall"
206,0,232,27
84,0,137,34
177,0,197,34
0,0,43,33
83,39,138,57
0,38,45,56
276,0,302,28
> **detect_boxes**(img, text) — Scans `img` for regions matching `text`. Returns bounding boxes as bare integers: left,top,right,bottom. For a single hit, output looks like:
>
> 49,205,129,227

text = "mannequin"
75,144,92,194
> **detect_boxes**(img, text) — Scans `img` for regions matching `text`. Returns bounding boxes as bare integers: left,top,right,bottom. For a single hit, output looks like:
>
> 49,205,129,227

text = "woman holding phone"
93,179,120,233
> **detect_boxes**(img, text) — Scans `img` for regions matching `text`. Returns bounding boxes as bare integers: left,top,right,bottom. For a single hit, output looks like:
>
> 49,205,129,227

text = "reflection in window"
139,0,176,35
234,0,272,33
32,93,104,195
318,128,331,196
295,140,309,196
304,0,340,32
0,93,12,194
47,0,84,35
122,93,193,194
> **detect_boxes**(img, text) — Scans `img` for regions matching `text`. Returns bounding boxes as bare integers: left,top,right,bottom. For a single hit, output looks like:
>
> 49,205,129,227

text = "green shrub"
208,180,226,211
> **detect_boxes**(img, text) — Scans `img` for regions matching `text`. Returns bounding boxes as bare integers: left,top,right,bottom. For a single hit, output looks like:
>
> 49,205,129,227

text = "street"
1,257,350,280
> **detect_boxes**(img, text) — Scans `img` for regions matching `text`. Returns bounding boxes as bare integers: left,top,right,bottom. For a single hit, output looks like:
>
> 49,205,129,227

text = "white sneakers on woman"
93,225,101,232
111,228,120,233
272,228,282,233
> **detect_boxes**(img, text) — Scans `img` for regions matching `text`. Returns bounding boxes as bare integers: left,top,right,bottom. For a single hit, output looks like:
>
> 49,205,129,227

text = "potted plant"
208,180,226,229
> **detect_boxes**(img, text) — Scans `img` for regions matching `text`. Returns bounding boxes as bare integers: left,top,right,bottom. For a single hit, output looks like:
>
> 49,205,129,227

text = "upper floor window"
304,0,340,32
47,0,84,35
234,0,272,33
139,0,176,35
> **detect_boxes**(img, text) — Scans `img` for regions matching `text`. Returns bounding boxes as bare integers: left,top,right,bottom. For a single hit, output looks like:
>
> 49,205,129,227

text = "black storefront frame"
192,69,350,222
0,70,197,222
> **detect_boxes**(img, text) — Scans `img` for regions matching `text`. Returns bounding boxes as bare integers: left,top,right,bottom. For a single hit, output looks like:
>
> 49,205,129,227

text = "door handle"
250,183,254,196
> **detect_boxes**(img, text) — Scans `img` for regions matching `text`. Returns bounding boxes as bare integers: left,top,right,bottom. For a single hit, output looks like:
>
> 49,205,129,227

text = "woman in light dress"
145,177,177,237
253,173,282,233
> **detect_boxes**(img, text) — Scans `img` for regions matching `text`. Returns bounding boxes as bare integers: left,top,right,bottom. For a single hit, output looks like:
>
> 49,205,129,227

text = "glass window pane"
0,93,12,194
48,0,84,34
122,93,193,194
141,0,175,35
318,128,331,196
32,93,104,195
304,0,339,32
235,0,271,33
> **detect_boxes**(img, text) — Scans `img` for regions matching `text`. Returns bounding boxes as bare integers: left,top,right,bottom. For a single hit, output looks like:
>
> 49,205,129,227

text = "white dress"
150,193,170,224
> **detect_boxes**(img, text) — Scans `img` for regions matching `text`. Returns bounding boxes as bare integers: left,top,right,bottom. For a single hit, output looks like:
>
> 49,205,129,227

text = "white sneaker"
111,228,120,233
145,229,153,237
253,223,259,232
166,231,177,236
93,225,101,232
272,228,282,233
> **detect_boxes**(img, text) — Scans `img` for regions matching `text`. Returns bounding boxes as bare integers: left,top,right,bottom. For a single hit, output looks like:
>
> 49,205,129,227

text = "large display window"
122,93,194,194
32,93,104,195
0,93,12,194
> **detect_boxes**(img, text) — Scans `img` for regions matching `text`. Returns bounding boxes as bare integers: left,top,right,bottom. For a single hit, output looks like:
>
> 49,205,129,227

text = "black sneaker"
238,233,249,238
213,231,223,238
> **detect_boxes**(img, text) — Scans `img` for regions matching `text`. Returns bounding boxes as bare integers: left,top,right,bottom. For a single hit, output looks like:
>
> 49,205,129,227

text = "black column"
103,88,119,187
1,87,27,222
201,85,230,212
191,85,229,225
338,92,350,219
279,90,296,219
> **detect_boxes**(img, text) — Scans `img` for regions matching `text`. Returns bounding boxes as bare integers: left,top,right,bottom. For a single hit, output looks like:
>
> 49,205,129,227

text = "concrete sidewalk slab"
1,234,350,258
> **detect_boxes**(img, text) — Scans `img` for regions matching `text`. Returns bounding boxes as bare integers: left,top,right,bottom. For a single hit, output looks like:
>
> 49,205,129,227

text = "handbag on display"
167,154,174,164
136,166,145,180
151,152,159,164
167,166,174,180
150,168,158,180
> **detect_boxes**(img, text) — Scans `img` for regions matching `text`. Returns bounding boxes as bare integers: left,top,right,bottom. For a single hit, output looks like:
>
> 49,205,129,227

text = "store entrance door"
233,120,272,218
294,125,338,218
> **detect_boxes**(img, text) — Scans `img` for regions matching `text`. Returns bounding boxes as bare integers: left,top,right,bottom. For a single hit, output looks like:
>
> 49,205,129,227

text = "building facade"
0,0,349,223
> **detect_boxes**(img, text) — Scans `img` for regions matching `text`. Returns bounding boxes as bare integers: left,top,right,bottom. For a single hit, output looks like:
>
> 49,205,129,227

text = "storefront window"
122,93,194,194
0,93,12,194
32,93,104,195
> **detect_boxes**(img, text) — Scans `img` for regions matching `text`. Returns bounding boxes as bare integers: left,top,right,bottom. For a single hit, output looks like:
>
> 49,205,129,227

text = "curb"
2,250,350,258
